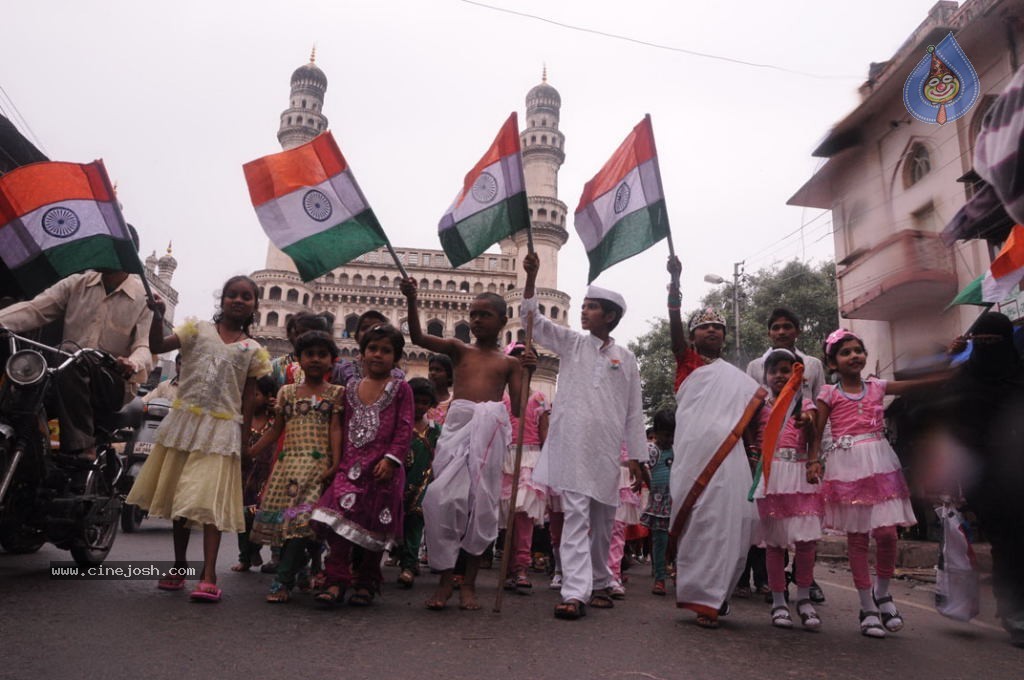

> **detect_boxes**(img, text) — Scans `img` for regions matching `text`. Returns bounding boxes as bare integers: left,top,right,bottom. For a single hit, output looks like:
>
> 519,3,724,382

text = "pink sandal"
189,581,222,602
157,576,185,591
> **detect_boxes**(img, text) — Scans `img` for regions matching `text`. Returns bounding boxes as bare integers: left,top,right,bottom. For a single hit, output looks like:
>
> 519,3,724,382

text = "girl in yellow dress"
127,276,270,602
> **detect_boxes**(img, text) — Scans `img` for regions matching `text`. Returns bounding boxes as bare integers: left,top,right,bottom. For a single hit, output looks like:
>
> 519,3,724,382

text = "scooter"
119,397,170,532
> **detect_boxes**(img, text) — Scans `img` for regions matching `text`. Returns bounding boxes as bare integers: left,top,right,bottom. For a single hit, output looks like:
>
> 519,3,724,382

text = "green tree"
699,260,838,367
628,318,677,418
630,260,838,418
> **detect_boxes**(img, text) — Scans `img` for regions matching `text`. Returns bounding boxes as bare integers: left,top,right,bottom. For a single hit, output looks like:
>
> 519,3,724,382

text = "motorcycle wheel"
0,527,45,554
120,504,145,533
69,457,120,567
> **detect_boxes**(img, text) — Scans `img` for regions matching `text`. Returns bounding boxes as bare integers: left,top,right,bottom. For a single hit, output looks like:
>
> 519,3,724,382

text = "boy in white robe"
666,256,764,628
520,253,648,620
400,279,527,611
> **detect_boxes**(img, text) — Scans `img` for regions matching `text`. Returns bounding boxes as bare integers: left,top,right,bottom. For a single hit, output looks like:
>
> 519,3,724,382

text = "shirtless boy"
399,277,528,610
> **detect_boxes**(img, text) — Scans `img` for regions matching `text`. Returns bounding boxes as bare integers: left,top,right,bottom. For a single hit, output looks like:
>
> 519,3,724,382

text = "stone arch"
302,294,309,306
379,276,389,288
268,286,282,301
487,283,496,293
460,281,470,292
353,274,363,286
455,322,471,343
433,279,443,290
551,306,559,319
446,280,457,292
286,289,299,303
339,273,349,285
344,314,359,338
266,311,279,326
366,275,376,287
427,319,444,337
473,282,483,293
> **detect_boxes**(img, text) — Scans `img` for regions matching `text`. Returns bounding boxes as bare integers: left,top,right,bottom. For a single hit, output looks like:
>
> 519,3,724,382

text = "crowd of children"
123,258,962,642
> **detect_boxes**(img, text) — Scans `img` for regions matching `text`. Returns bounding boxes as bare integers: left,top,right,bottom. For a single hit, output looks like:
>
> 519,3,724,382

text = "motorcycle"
118,396,170,532
0,329,140,566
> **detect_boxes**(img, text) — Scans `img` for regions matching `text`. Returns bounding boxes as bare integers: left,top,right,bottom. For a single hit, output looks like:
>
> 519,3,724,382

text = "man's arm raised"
399,277,463,357
667,256,689,357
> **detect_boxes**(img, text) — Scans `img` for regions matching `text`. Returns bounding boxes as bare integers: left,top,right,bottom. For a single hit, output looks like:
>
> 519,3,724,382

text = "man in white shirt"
520,253,647,620
745,308,825,402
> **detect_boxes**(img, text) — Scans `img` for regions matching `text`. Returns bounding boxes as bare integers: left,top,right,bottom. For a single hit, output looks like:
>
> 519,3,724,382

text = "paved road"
0,520,1019,680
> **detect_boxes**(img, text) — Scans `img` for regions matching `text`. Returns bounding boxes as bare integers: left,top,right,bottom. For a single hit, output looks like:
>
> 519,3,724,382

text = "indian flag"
243,131,388,282
575,115,669,283
0,160,142,296
949,224,1024,306
439,113,529,268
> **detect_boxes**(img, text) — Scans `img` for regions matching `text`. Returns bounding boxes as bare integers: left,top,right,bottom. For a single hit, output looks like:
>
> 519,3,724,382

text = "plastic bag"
934,502,980,621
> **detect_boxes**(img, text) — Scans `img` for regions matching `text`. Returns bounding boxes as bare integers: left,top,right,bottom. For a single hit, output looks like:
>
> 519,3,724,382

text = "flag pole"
494,218,535,613
644,113,675,259
384,240,410,280
97,159,157,305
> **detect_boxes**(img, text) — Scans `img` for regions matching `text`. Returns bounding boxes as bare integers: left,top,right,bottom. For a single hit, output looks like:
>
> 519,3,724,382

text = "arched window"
379,276,389,288
904,143,931,188
302,294,309,306
253,312,261,326
258,287,265,298
339,273,349,285
366,275,376,287
541,118,547,127
530,135,536,144
266,311,279,327
427,320,444,337
551,306,559,319
353,274,363,286
302,99,307,108
538,208,547,218
287,116,292,125
541,135,548,145
286,289,299,303
455,322,471,343
487,283,496,293
446,281,457,292
324,272,335,283
539,304,546,316
420,278,430,291
433,279,443,290
285,314,293,326
517,329,526,342
459,281,470,292
473,282,483,293
268,286,282,301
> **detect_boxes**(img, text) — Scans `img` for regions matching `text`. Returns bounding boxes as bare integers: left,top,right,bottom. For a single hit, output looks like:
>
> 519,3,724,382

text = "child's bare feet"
425,572,455,610
459,583,481,611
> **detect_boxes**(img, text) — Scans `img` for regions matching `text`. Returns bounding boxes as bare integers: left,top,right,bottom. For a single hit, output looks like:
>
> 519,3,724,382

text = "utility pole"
733,261,744,363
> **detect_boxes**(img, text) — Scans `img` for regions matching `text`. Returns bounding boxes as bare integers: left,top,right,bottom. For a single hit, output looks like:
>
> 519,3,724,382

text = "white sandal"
859,610,887,638
771,605,794,629
796,598,821,631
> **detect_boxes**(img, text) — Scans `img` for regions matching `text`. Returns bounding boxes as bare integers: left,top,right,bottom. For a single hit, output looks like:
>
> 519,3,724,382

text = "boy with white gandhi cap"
521,252,648,620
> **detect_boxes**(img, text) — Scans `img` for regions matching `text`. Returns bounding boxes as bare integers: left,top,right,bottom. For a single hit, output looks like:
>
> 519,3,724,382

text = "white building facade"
789,0,1023,378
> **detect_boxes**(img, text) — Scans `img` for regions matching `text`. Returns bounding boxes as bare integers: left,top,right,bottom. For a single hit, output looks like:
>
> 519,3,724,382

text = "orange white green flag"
575,115,670,283
243,131,389,281
0,160,143,296
949,224,1024,306
438,113,529,268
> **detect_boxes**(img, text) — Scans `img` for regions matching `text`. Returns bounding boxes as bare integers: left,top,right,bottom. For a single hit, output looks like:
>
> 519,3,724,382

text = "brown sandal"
588,589,615,609
696,613,719,629
554,599,587,619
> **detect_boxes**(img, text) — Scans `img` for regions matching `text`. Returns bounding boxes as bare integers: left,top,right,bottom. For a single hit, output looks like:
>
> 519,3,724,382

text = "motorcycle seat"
95,397,144,433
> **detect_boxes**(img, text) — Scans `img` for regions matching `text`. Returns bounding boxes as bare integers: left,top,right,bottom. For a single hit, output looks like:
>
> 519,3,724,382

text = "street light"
703,262,744,362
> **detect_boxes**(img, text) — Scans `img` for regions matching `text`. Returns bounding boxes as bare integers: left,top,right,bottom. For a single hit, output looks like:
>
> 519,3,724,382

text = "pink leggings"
766,541,816,592
847,526,898,591
510,512,533,573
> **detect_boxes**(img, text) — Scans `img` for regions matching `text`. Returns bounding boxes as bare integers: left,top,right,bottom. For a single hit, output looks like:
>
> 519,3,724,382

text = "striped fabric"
0,160,141,295
974,66,1024,224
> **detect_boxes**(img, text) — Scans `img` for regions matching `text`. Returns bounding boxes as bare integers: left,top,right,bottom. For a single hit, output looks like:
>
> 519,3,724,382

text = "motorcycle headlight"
6,350,46,386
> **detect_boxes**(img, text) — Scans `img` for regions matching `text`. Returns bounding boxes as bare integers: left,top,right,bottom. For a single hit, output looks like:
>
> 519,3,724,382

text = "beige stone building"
251,55,569,398
789,0,1022,378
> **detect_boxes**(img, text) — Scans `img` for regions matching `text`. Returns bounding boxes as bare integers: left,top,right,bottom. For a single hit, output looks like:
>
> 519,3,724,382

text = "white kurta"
671,359,761,614
521,297,648,506
422,399,510,570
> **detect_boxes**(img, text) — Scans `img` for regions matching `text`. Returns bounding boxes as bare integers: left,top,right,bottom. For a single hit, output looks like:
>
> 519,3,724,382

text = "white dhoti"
422,399,510,571
671,359,762,617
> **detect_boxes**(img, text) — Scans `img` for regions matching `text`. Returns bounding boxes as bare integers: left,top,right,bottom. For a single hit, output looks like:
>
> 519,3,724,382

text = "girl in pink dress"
812,330,930,639
750,349,823,630
311,324,414,606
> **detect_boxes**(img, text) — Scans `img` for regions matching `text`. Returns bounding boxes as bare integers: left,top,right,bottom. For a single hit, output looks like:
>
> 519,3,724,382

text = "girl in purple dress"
311,324,414,606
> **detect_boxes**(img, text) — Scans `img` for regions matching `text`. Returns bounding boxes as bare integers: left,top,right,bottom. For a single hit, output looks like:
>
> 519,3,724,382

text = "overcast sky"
3,0,943,346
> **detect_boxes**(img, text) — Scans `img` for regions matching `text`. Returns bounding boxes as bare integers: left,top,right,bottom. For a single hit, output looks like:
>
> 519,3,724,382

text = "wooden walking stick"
493,309,536,613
